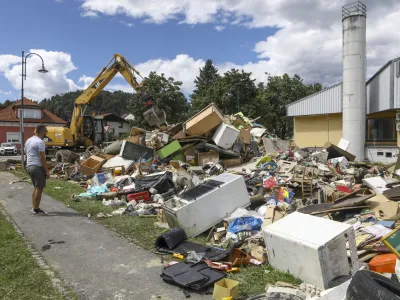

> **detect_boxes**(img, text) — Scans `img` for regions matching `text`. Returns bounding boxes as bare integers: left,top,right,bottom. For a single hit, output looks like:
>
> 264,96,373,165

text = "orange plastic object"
228,249,250,267
368,253,397,274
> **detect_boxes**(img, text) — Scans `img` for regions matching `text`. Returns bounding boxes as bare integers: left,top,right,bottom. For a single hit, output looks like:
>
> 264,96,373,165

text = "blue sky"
0,0,399,103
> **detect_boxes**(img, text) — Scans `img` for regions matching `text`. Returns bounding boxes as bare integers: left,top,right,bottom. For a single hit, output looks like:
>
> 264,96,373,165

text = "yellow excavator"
44,54,167,157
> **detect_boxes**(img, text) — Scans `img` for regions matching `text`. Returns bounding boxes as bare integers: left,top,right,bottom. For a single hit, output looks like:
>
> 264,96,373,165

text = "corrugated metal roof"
286,83,342,116
286,57,400,117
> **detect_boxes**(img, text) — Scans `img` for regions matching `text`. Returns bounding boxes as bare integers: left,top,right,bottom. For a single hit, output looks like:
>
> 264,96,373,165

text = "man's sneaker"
30,208,48,216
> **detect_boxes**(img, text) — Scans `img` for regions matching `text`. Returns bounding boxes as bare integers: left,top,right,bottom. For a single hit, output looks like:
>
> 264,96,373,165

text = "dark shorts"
27,165,46,188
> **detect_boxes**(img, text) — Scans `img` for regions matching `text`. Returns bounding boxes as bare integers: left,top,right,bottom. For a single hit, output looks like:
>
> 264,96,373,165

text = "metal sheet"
367,63,392,114
394,59,400,109
286,83,342,116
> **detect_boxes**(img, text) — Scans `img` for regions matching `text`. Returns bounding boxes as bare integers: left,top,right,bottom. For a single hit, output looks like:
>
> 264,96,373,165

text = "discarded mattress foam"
160,262,226,291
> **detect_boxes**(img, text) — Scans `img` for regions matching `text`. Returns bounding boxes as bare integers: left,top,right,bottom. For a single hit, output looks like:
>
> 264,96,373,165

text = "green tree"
205,69,258,116
190,59,220,114
40,90,134,123
257,73,322,139
127,72,188,128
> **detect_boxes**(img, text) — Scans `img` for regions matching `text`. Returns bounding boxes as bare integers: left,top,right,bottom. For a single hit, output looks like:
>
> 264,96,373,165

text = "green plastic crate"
157,140,181,159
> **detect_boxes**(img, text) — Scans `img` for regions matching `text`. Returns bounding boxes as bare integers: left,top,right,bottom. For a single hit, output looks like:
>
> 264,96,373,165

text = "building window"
367,118,396,141
7,132,21,144
119,122,123,128
18,109,41,119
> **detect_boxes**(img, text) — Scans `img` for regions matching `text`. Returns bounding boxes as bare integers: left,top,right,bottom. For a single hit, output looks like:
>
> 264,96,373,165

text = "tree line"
4,60,322,139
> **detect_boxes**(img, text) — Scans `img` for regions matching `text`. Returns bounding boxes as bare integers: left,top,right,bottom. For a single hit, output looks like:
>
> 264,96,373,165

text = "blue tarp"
228,217,263,234
78,186,109,198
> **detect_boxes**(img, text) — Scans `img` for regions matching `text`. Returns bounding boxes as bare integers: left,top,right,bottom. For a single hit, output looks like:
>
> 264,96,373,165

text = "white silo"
342,1,367,161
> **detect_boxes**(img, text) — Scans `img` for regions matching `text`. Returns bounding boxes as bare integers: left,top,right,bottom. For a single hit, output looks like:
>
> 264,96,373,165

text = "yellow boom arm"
70,54,146,146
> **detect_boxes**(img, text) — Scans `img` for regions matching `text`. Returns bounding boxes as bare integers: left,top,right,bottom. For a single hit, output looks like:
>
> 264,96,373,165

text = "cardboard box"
184,103,224,136
80,154,107,176
239,128,251,144
157,140,182,159
198,151,219,167
172,129,186,139
213,279,239,300
222,158,242,167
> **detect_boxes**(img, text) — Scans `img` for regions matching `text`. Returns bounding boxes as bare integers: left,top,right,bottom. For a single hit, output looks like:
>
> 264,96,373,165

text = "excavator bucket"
143,105,167,127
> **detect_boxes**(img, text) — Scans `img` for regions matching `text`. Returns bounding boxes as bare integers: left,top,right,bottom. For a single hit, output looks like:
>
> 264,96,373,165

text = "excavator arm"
70,54,166,146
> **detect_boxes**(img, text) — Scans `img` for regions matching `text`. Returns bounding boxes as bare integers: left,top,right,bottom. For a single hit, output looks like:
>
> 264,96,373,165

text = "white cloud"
214,25,225,32
136,54,205,94
79,0,400,88
0,89,11,96
119,20,134,27
2,49,80,100
78,75,95,89
0,55,20,73
81,10,98,18
2,1,400,100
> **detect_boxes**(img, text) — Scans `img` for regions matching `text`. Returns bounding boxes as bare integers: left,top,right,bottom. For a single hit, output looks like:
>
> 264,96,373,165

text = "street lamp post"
20,51,48,169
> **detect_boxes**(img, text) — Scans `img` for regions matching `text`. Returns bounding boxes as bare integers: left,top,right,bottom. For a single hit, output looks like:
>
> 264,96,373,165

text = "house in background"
121,113,135,121
99,113,131,139
0,98,67,148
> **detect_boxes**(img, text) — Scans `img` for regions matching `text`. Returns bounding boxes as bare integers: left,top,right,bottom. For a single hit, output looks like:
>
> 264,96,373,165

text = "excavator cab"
82,116,105,146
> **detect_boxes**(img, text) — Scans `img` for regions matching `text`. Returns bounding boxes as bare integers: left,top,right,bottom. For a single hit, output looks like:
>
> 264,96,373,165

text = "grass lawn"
12,169,301,298
0,212,72,300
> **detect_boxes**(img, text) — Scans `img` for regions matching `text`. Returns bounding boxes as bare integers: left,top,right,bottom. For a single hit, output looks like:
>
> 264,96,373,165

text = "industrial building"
286,2,399,163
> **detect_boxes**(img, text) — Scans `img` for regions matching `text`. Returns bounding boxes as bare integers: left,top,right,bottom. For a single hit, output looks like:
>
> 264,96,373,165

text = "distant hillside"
39,90,134,122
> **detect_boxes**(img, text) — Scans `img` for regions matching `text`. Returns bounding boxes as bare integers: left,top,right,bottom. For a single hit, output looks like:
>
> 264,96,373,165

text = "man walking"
25,124,49,215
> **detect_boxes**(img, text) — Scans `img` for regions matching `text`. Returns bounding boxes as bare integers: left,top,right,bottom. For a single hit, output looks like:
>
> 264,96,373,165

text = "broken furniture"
80,154,107,176
263,212,360,290
183,102,224,136
162,173,250,237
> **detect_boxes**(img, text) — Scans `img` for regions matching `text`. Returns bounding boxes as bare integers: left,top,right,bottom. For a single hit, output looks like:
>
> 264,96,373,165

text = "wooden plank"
310,206,369,215
332,194,374,209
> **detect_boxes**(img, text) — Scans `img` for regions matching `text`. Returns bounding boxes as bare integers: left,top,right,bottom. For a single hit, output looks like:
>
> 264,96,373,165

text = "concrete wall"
293,114,342,148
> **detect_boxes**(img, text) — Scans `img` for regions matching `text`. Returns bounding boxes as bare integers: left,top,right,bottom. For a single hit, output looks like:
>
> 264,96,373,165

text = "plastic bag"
263,176,277,189
228,217,263,234
186,251,203,264
134,171,174,194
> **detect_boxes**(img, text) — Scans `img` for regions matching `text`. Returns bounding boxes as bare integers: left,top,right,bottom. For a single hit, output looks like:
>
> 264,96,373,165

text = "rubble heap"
5,101,400,299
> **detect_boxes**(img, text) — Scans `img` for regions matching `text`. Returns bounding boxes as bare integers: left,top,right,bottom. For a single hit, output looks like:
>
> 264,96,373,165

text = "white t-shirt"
25,135,45,167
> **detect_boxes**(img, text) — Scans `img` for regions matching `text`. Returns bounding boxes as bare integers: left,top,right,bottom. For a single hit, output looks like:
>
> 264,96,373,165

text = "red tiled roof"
11,98,41,108
0,98,67,124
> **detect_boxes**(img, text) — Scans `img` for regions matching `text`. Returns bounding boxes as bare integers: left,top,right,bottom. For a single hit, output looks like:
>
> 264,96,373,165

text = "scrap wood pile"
9,102,400,299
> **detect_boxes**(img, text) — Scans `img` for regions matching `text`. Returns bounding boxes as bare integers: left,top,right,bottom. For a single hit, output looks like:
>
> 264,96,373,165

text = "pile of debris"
8,101,400,299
